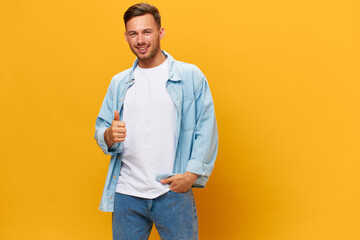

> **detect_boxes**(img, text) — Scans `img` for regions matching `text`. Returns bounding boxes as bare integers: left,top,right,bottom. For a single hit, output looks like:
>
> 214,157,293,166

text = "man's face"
125,14,164,64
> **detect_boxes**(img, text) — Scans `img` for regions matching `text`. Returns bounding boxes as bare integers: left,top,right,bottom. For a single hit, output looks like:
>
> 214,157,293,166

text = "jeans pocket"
169,189,191,194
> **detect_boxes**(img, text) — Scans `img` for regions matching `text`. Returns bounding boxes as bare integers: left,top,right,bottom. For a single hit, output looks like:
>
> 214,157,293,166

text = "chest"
123,67,175,114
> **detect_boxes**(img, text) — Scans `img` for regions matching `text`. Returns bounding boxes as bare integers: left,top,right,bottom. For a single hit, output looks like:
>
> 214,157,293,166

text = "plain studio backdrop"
1,0,359,239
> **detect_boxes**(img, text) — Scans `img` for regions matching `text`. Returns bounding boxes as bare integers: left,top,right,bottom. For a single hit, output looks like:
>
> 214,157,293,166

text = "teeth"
138,47,147,50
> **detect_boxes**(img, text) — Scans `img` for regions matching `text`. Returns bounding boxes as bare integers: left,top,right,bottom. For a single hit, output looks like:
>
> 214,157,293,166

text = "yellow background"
1,0,359,239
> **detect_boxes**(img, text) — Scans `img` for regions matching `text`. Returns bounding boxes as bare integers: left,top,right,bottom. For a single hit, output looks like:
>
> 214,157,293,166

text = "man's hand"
160,172,199,193
104,110,126,148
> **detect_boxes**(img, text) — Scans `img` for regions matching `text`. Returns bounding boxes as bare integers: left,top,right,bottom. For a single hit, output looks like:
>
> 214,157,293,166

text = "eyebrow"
127,28,153,34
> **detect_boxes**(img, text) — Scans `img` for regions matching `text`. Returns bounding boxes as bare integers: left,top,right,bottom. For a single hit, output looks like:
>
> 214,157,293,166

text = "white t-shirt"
116,59,177,198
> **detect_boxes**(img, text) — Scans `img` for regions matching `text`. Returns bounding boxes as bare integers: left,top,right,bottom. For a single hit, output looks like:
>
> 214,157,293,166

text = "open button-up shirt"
94,51,218,212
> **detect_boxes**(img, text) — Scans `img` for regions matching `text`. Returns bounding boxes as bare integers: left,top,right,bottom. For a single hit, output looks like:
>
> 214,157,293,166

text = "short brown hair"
124,3,161,29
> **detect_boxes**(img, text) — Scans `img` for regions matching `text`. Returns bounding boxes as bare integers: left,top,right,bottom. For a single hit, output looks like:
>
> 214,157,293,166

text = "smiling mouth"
136,46,149,52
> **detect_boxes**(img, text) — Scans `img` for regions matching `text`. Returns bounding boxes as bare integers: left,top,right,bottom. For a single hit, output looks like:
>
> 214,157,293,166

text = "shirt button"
109,196,112,199
113,176,116,179
119,98,122,101
117,156,120,159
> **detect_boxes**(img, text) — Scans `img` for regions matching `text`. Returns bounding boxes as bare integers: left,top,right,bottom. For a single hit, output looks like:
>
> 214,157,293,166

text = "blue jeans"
112,190,198,240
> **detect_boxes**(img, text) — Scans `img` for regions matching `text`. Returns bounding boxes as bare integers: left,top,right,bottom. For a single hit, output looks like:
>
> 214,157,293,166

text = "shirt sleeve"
94,78,122,155
186,74,219,179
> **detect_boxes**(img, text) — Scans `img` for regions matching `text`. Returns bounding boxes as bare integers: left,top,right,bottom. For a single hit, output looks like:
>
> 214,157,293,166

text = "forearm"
104,128,114,149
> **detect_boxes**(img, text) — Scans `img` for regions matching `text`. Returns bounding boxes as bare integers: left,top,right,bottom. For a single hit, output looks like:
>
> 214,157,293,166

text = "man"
94,3,218,240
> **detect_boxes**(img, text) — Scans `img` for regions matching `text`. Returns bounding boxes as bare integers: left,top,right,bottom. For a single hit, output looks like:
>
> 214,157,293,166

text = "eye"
145,30,151,34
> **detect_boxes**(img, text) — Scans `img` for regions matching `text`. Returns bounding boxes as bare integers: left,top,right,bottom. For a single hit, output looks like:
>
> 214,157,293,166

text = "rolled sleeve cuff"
193,176,208,188
186,159,213,177
95,128,122,155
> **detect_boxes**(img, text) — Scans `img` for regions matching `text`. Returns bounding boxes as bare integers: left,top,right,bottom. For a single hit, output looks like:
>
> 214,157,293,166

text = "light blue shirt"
94,51,218,212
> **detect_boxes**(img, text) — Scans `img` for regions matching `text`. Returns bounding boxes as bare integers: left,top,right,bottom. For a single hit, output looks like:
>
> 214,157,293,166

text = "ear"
159,27,165,40
124,32,129,43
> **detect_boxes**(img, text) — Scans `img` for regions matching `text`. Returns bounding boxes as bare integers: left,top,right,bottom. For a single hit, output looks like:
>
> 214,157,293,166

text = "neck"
138,50,166,68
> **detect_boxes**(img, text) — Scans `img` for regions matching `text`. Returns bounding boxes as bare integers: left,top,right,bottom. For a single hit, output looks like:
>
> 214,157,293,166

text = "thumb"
114,110,119,121
161,177,173,184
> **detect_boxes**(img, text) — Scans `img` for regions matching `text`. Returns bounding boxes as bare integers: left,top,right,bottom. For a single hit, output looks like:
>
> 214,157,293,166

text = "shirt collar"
126,50,182,83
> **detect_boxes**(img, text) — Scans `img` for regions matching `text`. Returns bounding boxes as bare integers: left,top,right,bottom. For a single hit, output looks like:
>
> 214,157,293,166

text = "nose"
137,33,145,45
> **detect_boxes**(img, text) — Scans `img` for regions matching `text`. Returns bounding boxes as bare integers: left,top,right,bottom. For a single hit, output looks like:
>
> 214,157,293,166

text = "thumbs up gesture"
104,110,127,148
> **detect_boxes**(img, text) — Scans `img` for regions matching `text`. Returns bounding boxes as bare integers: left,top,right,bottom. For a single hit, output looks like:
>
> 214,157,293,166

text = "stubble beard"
131,37,161,63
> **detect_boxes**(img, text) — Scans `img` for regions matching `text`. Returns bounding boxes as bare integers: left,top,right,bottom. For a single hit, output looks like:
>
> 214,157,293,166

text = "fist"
105,111,126,147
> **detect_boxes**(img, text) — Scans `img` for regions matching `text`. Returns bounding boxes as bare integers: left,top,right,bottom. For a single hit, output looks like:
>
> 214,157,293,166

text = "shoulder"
171,60,207,93
164,51,205,79
173,60,206,79
110,67,132,86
